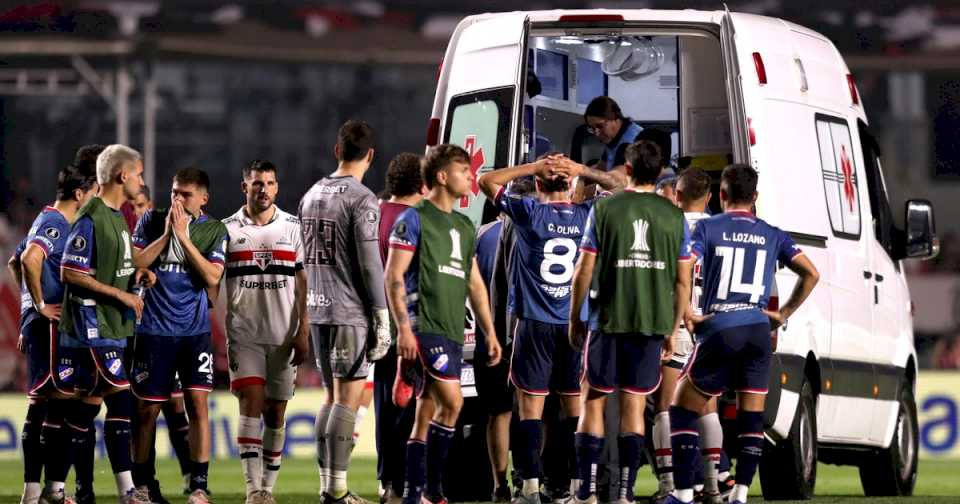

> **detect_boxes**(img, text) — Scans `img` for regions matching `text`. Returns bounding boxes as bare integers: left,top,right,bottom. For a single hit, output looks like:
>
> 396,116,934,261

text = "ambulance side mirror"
904,199,938,260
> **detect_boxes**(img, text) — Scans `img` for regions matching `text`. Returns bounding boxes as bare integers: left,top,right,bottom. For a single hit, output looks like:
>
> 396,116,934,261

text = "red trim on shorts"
681,374,724,398
583,331,615,394
130,388,170,402
621,368,663,395
507,329,550,397
231,376,267,391
702,448,723,455
237,437,262,445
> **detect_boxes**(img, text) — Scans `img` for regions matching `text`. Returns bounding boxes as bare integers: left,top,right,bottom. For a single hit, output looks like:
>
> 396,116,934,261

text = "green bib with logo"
591,191,686,335
59,197,136,340
415,200,476,344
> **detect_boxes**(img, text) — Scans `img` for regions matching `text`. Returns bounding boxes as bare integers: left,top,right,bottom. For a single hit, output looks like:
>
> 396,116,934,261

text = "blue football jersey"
17,207,72,331
690,210,803,332
60,214,123,348
133,210,227,336
495,187,593,324
387,207,422,321
475,220,502,288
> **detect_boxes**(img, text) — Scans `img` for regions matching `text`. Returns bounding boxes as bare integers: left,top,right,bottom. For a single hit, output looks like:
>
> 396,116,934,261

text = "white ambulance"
429,9,938,499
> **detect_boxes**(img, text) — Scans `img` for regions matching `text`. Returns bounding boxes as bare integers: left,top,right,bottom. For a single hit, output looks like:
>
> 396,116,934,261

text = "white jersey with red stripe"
674,211,712,362
223,205,304,346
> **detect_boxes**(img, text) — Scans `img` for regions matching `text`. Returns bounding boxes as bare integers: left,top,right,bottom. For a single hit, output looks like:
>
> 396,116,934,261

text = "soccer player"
59,144,155,504
130,167,227,503
132,185,153,221
224,160,308,504
568,140,693,504
666,164,820,504
299,120,391,504
385,144,502,504
375,152,423,504
650,167,726,502
11,159,99,504
478,154,619,504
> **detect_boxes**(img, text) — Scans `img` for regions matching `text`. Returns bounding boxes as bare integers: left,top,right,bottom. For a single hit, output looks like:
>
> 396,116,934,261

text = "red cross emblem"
839,145,855,212
460,135,486,209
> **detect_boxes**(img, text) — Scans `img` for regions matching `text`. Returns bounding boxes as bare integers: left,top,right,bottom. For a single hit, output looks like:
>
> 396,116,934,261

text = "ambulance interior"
524,32,733,211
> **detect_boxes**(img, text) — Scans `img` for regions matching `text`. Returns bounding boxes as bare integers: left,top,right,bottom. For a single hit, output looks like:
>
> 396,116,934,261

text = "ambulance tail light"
557,14,624,22
847,73,860,105
748,117,757,146
426,118,440,147
753,52,767,85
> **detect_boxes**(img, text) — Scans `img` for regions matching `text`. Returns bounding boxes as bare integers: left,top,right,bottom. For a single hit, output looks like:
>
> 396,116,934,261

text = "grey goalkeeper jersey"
298,175,387,327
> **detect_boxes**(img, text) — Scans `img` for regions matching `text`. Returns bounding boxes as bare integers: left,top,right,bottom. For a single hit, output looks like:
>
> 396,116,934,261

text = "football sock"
70,402,100,495
23,399,47,484
653,411,674,492
104,390,134,495
262,425,285,492
189,461,209,492
734,410,764,494
238,415,263,494
516,419,543,496
618,433,643,502
425,421,455,500
574,433,604,501
670,406,701,503
402,439,426,504
325,404,356,498
315,404,333,495
699,412,723,494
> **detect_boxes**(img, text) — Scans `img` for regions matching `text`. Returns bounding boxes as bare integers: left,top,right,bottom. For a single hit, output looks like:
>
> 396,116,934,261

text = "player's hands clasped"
170,201,190,240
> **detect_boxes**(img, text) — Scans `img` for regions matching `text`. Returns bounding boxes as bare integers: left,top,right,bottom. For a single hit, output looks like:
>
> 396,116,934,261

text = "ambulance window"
859,121,899,261
445,87,514,171
815,114,862,239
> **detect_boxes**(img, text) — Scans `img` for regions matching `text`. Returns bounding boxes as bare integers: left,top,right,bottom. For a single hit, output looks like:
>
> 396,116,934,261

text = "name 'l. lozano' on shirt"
689,209,803,335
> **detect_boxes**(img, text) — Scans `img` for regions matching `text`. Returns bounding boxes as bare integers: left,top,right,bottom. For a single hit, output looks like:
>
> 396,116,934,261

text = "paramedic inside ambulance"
583,96,642,175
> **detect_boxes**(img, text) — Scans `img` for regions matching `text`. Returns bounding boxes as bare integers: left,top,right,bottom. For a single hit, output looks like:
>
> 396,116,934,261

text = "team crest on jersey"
45,227,61,240
254,251,273,270
72,235,87,251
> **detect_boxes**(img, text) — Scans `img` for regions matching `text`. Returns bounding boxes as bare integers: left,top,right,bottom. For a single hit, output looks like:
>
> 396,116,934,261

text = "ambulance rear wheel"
858,380,918,496
760,379,817,500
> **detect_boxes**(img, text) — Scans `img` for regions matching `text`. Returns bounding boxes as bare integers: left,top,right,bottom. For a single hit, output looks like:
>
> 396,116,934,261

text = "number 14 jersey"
494,187,594,324
689,210,803,331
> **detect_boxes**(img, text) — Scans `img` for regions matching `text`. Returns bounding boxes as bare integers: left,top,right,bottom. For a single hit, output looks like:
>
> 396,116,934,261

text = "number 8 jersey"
690,209,803,331
494,186,594,324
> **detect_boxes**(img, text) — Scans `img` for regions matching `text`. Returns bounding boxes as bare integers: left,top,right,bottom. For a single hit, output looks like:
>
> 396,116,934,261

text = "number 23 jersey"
689,210,803,331
494,187,593,324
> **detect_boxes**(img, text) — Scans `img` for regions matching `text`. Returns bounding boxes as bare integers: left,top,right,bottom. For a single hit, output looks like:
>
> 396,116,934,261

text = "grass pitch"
0,457,957,503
